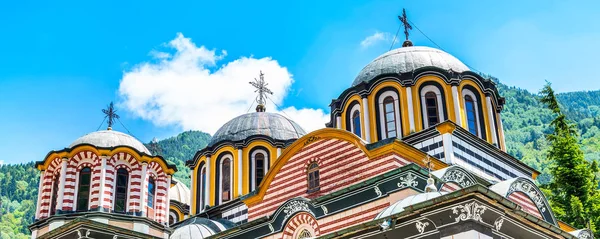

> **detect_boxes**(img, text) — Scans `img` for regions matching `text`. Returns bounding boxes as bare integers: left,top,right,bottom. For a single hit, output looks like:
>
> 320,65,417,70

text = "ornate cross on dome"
249,71,273,112
398,8,412,41
102,102,120,130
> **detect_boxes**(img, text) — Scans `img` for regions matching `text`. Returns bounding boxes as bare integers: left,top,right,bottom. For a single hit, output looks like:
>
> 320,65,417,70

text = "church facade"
30,23,593,239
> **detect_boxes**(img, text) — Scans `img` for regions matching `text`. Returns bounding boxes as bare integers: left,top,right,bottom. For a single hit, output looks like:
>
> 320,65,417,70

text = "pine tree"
540,82,600,234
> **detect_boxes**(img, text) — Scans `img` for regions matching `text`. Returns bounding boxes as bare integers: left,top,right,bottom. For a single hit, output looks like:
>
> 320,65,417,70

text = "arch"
195,161,206,214
148,176,157,210
459,80,492,143
462,86,486,139
490,177,557,226
249,147,270,192
283,212,320,239
433,165,478,191
242,128,441,207
49,173,60,216
346,101,362,138
420,84,446,128
216,153,234,205
169,209,179,225
376,88,402,140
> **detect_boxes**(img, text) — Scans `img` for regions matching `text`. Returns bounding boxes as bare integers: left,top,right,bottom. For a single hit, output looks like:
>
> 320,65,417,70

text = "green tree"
540,82,600,234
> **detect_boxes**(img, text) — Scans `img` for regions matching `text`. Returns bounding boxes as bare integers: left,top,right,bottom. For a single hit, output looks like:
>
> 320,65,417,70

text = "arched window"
76,167,91,211
218,155,232,204
307,162,320,193
462,89,482,137
50,174,60,215
251,149,268,191
113,168,129,213
425,92,440,126
298,229,312,239
197,165,207,212
169,209,178,225
465,95,478,136
148,177,156,209
383,96,397,138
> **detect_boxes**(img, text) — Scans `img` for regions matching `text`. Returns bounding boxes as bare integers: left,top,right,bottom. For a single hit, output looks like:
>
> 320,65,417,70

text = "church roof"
374,192,447,220
208,112,306,147
69,130,151,155
170,217,234,239
352,46,469,86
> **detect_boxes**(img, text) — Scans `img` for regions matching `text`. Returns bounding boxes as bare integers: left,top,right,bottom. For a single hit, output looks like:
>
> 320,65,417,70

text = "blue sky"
1,0,599,164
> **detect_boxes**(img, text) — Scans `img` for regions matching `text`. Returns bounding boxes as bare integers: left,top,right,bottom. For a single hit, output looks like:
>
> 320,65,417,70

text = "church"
28,11,594,239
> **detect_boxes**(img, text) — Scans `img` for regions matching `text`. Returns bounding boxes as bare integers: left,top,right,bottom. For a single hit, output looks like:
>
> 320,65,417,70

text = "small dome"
374,192,447,220
209,112,307,147
69,130,151,155
353,46,469,86
170,179,191,205
170,218,233,239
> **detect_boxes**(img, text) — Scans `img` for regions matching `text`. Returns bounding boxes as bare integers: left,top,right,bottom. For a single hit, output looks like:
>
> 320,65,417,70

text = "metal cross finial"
102,102,120,129
398,8,412,41
249,71,273,111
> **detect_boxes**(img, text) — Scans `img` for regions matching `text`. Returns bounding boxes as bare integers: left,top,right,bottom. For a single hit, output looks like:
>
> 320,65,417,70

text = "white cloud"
0,160,4,166
118,33,329,135
360,31,390,49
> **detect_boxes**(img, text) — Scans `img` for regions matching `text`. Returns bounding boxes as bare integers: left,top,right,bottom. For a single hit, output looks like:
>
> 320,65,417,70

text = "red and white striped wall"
35,150,171,225
248,138,410,221
508,191,542,219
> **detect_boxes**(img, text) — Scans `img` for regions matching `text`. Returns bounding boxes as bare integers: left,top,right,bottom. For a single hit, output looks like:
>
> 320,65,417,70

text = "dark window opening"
76,167,91,211
114,168,128,213
425,92,439,127
307,162,320,193
383,96,397,138
148,177,156,209
465,95,479,136
352,110,361,137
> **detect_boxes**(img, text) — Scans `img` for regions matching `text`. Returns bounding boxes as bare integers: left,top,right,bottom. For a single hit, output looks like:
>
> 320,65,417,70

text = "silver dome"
209,112,306,146
170,218,232,239
69,130,151,155
353,46,469,86
170,178,191,205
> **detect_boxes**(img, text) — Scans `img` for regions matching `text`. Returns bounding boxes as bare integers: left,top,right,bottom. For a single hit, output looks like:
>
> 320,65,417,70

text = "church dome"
170,179,191,205
170,218,233,239
352,46,469,86
208,112,307,147
374,192,447,219
69,130,151,155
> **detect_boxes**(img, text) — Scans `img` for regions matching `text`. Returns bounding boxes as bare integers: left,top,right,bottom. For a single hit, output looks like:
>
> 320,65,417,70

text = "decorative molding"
77,229,91,239
397,172,419,188
282,200,311,222
508,179,547,213
268,223,274,233
494,217,504,231
415,221,429,234
442,168,475,188
304,136,321,146
321,205,328,215
578,230,592,239
374,185,382,197
451,201,487,223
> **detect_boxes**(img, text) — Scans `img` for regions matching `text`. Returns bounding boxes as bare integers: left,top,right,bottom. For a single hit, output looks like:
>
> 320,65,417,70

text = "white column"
486,96,499,146
98,156,107,210
35,170,45,219
56,158,68,212
190,167,197,216
276,147,282,158
237,149,243,197
140,163,148,216
442,133,454,165
452,86,462,127
361,97,371,143
497,112,506,150
204,156,211,207
336,116,342,129
406,87,415,132
164,175,171,223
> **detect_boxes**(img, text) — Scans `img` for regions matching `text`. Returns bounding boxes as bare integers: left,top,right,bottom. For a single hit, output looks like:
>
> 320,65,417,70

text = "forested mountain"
1,80,599,237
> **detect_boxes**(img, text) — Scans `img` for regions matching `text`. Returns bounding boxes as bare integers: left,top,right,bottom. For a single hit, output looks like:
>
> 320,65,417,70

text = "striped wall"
439,182,461,193
247,138,410,221
508,191,542,219
38,157,62,218
35,150,171,225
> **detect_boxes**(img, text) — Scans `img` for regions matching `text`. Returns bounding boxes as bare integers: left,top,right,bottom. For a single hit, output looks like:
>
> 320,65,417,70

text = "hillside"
1,81,599,237
145,130,212,187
